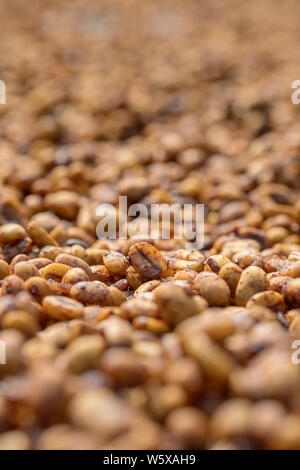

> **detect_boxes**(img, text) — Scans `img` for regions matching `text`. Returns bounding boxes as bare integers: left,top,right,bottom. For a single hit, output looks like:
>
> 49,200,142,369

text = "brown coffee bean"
193,272,230,307
205,255,231,273
68,389,131,439
2,237,33,264
121,298,159,319
193,295,209,312
0,260,10,280
55,253,92,278
36,424,99,450
126,266,143,289
24,277,52,300
21,337,58,364
132,316,169,335
283,279,300,307
44,191,79,220
209,399,252,439
29,258,52,270
166,407,207,448
1,310,39,337
42,295,84,320
41,263,72,280
129,242,167,279
0,329,24,375
14,261,40,281
268,275,290,294
39,246,66,261
97,317,133,346
181,331,236,383
266,415,300,450
62,268,89,285
67,244,86,260
101,347,147,386
134,280,161,296
64,335,105,374
10,254,31,270
167,249,205,273
27,221,58,248
188,310,235,342
1,275,25,295
70,281,112,306
246,290,286,313
235,266,267,306
108,286,127,306
148,384,188,420
0,224,26,244
89,266,110,283
165,357,203,396
103,250,129,276
85,248,105,266
249,401,286,443
174,268,197,284
154,283,199,326
25,366,67,419
219,262,242,295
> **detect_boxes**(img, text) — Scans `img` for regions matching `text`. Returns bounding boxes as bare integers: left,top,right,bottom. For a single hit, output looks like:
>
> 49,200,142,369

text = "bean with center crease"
129,242,167,280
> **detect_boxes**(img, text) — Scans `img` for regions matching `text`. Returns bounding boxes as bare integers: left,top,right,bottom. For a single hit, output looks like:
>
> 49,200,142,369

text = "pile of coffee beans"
0,0,300,450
